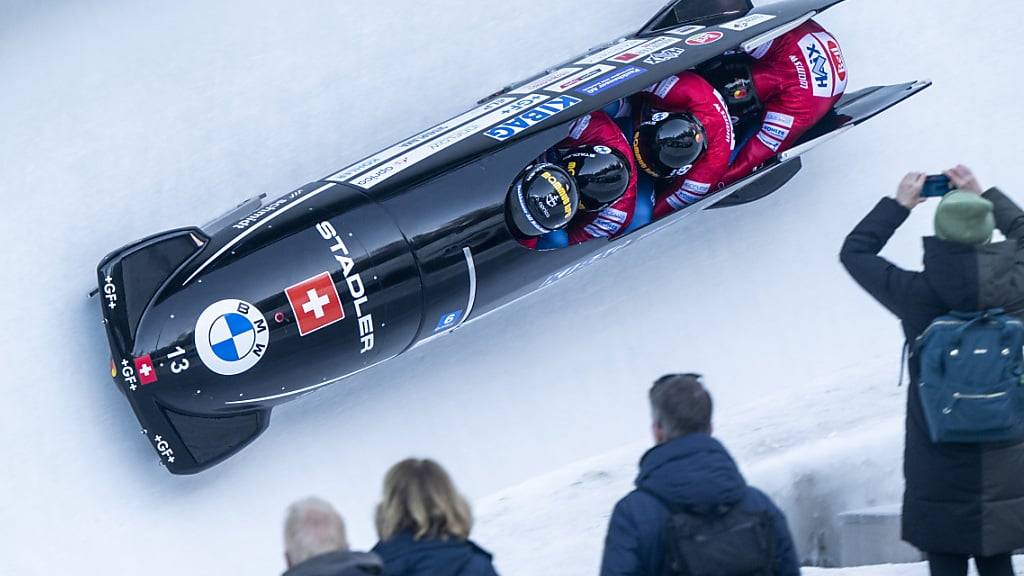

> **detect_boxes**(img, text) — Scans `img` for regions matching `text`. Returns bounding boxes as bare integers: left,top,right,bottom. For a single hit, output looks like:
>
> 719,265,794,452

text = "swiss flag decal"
134,354,158,385
285,271,345,336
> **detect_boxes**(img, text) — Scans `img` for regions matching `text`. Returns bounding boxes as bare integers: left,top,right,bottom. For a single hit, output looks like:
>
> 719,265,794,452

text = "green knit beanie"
934,191,995,246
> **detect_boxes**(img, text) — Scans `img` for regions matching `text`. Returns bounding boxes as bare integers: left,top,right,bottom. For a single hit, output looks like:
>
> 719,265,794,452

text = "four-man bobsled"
95,0,930,474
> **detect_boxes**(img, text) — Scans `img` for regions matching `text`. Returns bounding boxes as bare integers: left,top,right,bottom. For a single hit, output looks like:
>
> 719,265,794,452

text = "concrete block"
837,504,925,567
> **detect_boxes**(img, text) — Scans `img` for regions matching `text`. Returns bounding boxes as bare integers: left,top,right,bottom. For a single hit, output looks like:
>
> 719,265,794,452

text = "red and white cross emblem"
285,271,345,336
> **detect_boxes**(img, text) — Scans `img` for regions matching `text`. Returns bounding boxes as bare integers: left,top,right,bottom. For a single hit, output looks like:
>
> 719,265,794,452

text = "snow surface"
3,0,1024,574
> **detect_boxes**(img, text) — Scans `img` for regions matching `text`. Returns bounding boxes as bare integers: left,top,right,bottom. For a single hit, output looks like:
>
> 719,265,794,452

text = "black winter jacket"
284,550,383,576
599,433,800,576
840,189,1024,555
372,533,499,576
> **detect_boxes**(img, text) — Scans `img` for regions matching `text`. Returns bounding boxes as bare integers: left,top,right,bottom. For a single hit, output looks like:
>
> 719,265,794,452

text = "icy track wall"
4,0,1024,575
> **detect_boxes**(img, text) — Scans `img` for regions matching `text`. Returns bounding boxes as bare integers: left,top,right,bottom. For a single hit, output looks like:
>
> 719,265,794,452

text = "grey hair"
284,497,349,566
649,374,713,441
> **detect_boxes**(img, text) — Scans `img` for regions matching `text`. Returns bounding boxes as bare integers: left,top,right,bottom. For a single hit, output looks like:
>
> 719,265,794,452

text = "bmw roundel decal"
195,299,270,375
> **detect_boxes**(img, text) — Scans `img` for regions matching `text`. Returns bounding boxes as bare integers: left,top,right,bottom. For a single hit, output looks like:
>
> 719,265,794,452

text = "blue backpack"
914,309,1024,443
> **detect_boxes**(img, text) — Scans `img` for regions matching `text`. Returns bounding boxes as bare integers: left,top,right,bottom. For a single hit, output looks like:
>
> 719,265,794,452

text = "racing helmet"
558,145,631,212
507,163,579,237
633,107,707,179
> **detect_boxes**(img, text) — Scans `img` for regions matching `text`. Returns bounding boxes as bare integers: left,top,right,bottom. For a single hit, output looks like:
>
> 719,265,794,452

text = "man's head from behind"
649,373,713,444
284,497,349,568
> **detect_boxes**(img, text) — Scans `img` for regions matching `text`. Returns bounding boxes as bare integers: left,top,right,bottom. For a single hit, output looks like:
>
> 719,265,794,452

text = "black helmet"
507,163,579,237
558,146,631,212
633,108,707,179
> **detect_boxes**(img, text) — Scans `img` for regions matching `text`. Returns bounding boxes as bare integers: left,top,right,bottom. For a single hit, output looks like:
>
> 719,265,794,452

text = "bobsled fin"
710,157,802,209
161,404,270,470
641,0,753,34
118,231,206,336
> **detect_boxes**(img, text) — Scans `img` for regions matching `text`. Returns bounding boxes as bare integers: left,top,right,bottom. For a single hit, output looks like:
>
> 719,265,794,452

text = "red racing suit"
557,110,638,244
640,71,735,219
722,20,848,185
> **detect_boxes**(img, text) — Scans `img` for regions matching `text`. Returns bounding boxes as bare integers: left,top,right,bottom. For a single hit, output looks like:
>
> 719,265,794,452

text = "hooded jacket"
840,189,1024,555
372,533,499,576
284,550,383,576
600,433,799,576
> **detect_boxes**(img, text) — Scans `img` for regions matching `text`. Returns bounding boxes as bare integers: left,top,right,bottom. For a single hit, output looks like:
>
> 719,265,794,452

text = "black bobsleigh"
95,0,929,474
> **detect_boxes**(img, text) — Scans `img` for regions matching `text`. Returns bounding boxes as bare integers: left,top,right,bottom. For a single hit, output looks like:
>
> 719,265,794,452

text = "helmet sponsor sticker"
685,31,724,46
720,13,776,31
195,299,269,376
285,271,345,337
576,66,647,96
576,39,646,65
594,145,612,155
544,64,615,93
509,68,581,95
609,36,682,64
484,96,582,142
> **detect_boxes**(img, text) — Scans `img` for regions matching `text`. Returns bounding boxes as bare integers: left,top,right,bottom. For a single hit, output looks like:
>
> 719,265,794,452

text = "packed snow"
3,0,1024,574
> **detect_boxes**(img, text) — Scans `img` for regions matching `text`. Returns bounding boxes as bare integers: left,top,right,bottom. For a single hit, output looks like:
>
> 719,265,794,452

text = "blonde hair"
284,497,349,566
375,458,473,541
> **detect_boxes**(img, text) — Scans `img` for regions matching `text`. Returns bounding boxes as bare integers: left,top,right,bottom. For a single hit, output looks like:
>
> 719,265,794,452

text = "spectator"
283,497,383,576
372,458,499,576
840,165,1024,576
600,374,799,576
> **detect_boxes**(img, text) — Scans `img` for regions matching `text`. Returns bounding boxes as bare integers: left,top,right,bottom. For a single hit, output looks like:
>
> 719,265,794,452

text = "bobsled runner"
95,0,929,474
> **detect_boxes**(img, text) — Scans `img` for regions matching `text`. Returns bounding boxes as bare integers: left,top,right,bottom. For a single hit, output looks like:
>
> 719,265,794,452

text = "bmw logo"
194,299,270,376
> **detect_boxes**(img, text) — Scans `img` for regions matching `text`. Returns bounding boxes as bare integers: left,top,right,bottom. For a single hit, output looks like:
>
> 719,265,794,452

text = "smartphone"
922,175,952,198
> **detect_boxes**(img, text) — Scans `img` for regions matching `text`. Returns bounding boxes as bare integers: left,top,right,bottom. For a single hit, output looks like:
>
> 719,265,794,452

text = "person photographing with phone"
840,165,1024,576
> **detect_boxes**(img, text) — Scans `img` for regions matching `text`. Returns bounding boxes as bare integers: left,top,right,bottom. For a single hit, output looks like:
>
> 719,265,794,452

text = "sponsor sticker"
232,189,304,231
576,66,646,97
194,299,269,376
720,13,776,31
757,131,783,152
610,37,682,64
134,354,158,386
118,358,138,391
435,310,464,332
545,64,615,93
484,95,582,141
286,271,345,336
761,123,790,141
350,94,548,188
643,47,686,66
826,38,847,82
664,24,706,37
102,275,117,310
316,221,375,354
327,96,517,182
799,32,847,98
509,68,581,95
765,111,795,128
576,39,646,65
685,31,724,46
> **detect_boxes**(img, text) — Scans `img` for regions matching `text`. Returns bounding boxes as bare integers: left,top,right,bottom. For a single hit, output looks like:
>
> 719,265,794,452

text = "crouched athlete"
718,19,848,185
633,71,735,218
510,110,636,248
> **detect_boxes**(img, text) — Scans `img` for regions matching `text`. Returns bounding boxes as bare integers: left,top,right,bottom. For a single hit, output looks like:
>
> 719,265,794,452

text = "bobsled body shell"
98,0,938,475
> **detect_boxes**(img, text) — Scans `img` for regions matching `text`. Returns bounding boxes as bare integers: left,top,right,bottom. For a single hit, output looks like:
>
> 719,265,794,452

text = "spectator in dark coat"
600,374,800,576
840,165,1024,576
284,497,383,576
372,458,499,576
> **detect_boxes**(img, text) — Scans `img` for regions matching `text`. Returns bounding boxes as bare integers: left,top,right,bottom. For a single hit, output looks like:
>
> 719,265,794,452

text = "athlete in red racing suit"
519,110,637,249
721,20,848,186
640,71,735,219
